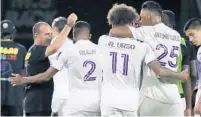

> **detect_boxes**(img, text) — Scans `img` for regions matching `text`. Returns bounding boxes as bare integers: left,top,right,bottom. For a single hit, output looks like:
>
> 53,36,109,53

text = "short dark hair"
184,18,201,32
73,21,91,31
107,3,137,26
141,1,162,17
162,10,176,29
73,21,91,36
52,17,67,32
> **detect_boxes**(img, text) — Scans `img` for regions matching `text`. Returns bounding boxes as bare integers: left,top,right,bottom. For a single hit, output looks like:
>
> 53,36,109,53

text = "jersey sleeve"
32,45,47,61
48,51,59,67
49,39,73,64
128,26,143,40
128,26,152,40
181,43,190,65
98,35,107,46
144,44,157,65
128,26,156,50
20,46,27,69
51,50,69,71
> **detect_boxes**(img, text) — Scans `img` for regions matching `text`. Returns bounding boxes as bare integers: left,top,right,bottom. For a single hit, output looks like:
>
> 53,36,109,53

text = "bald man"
22,13,77,116
24,22,54,116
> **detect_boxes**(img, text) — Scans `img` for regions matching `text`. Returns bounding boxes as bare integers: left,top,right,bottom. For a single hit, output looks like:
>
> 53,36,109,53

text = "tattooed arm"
148,60,188,80
9,67,58,85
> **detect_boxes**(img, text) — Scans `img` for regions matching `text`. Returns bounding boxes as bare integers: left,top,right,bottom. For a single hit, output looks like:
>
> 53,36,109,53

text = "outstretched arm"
182,65,192,116
9,67,58,86
144,44,188,81
148,60,188,80
45,13,78,56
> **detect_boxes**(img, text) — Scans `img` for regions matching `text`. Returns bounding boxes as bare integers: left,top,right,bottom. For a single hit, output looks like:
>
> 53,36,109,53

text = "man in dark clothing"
184,18,201,115
1,20,27,116
21,13,78,116
24,21,54,116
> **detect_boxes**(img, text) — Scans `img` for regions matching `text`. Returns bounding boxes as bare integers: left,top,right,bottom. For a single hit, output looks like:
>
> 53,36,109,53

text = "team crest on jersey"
56,52,62,60
25,52,31,60
25,52,31,68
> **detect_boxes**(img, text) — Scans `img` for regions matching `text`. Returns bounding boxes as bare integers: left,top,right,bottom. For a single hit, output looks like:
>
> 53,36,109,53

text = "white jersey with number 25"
129,23,182,104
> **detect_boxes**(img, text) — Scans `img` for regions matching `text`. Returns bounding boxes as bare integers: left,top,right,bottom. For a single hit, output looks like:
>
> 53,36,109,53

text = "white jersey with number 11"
98,35,156,111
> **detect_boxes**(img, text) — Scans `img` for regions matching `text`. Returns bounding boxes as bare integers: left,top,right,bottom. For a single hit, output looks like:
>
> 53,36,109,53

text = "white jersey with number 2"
51,40,103,113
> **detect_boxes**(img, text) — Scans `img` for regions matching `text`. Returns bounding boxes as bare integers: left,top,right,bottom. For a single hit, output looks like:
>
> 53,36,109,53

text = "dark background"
1,0,200,49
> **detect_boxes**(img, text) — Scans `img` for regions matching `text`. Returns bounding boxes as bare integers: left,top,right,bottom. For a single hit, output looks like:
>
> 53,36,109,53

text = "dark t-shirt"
181,41,190,66
179,39,197,95
1,40,27,106
187,41,197,61
24,45,53,113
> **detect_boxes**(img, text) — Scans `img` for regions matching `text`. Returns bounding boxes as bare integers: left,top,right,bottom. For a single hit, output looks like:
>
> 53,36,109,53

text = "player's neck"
151,17,162,25
77,38,89,41
34,39,44,46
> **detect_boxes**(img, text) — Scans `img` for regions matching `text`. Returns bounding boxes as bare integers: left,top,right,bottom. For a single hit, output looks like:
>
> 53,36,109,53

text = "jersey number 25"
156,44,179,68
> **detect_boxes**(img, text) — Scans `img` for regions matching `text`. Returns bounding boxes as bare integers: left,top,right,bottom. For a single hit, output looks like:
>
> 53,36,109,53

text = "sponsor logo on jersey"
25,52,31,60
0,47,19,60
0,47,19,55
25,52,31,67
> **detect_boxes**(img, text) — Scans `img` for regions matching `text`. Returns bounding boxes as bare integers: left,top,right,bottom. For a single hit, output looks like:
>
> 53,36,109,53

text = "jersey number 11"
110,52,129,76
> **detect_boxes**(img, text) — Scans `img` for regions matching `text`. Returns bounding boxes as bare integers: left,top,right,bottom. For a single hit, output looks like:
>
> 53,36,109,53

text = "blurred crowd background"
1,0,200,49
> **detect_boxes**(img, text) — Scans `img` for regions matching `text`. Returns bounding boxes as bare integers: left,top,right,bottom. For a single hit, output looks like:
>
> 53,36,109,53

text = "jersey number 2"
110,52,129,76
83,60,96,81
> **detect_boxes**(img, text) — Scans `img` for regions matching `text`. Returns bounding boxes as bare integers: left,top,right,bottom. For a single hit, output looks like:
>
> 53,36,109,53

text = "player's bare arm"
45,13,78,56
148,60,188,81
109,26,133,38
9,67,58,86
182,65,192,116
190,60,198,91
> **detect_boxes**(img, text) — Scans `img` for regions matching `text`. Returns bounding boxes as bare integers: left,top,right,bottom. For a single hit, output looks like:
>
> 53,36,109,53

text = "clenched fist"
67,13,78,27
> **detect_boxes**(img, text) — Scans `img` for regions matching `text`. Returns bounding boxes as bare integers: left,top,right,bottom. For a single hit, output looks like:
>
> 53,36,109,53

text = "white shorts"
61,102,100,116
63,108,101,116
51,99,67,116
181,97,186,111
100,103,137,117
138,96,184,116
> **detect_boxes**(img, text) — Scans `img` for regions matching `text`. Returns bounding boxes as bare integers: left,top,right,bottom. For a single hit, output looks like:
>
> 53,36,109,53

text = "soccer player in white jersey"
98,3,188,117
109,1,187,116
49,17,73,116
9,21,102,116
184,18,201,115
